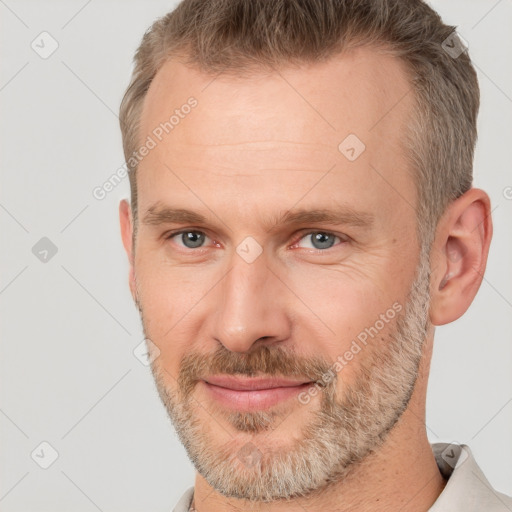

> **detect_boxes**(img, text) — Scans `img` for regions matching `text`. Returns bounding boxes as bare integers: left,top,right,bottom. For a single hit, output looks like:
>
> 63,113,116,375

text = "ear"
119,199,137,303
429,188,493,326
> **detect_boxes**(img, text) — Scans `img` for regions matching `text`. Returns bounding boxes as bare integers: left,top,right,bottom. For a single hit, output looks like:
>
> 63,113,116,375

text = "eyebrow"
271,207,375,230
142,204,375,231
142,206,207,226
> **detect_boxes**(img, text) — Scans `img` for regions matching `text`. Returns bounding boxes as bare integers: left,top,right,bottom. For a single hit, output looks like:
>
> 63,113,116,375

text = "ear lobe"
119,199,137,303
429,188,492,326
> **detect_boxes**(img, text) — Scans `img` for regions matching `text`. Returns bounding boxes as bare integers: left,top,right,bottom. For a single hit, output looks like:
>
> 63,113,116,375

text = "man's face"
127,48,430,499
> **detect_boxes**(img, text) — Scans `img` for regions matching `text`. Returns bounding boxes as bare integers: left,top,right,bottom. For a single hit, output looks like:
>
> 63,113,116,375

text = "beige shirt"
172,443,512,511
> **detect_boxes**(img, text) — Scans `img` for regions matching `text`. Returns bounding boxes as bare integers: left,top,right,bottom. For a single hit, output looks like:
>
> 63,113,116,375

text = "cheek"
286,264,406,385
134,255,215,369
288,263,401,335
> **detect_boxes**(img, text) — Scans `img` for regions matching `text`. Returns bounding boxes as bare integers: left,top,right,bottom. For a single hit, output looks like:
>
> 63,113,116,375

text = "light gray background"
1,0,511,510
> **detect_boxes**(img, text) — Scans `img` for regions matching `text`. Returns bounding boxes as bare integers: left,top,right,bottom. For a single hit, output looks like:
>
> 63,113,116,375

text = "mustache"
177,344,335,398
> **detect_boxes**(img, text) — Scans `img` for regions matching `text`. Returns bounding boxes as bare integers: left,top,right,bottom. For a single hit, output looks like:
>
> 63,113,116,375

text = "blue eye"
170,231,208,249
297,232,341,250
165,229,345,253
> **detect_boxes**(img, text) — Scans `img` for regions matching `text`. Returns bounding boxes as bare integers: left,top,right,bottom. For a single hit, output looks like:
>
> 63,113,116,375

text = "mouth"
201,375,314,411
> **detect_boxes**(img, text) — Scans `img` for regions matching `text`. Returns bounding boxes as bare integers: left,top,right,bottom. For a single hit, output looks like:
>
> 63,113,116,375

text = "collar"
429,442,511,511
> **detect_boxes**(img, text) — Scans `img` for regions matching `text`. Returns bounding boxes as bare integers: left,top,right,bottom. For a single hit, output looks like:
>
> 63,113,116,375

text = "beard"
139,247,431,501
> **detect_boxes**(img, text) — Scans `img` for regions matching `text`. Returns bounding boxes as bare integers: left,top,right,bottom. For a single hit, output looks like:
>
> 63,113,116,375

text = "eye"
167,230,210,249
294,231,345,250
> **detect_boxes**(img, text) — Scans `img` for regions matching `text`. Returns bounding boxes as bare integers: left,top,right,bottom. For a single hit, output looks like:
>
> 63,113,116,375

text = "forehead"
137,47,416,229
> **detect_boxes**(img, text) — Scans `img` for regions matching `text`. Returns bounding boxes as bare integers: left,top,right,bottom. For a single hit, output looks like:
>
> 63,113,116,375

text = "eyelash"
164,229,348,252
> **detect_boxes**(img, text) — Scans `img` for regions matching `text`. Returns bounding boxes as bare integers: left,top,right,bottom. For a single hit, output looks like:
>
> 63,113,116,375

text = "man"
118,0,512,510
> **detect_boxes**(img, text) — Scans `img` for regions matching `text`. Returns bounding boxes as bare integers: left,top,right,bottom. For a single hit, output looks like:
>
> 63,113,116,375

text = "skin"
119,46,492,511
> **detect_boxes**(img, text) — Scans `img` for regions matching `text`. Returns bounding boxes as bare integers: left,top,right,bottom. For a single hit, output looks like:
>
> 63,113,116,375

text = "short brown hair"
119,0,479,250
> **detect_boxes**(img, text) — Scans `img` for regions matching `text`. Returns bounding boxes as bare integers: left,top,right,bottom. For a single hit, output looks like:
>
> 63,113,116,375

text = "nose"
211,251,291,353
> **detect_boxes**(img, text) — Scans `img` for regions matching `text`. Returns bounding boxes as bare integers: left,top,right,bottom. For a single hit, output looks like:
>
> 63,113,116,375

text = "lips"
201,375,314,411
204,375,311,390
